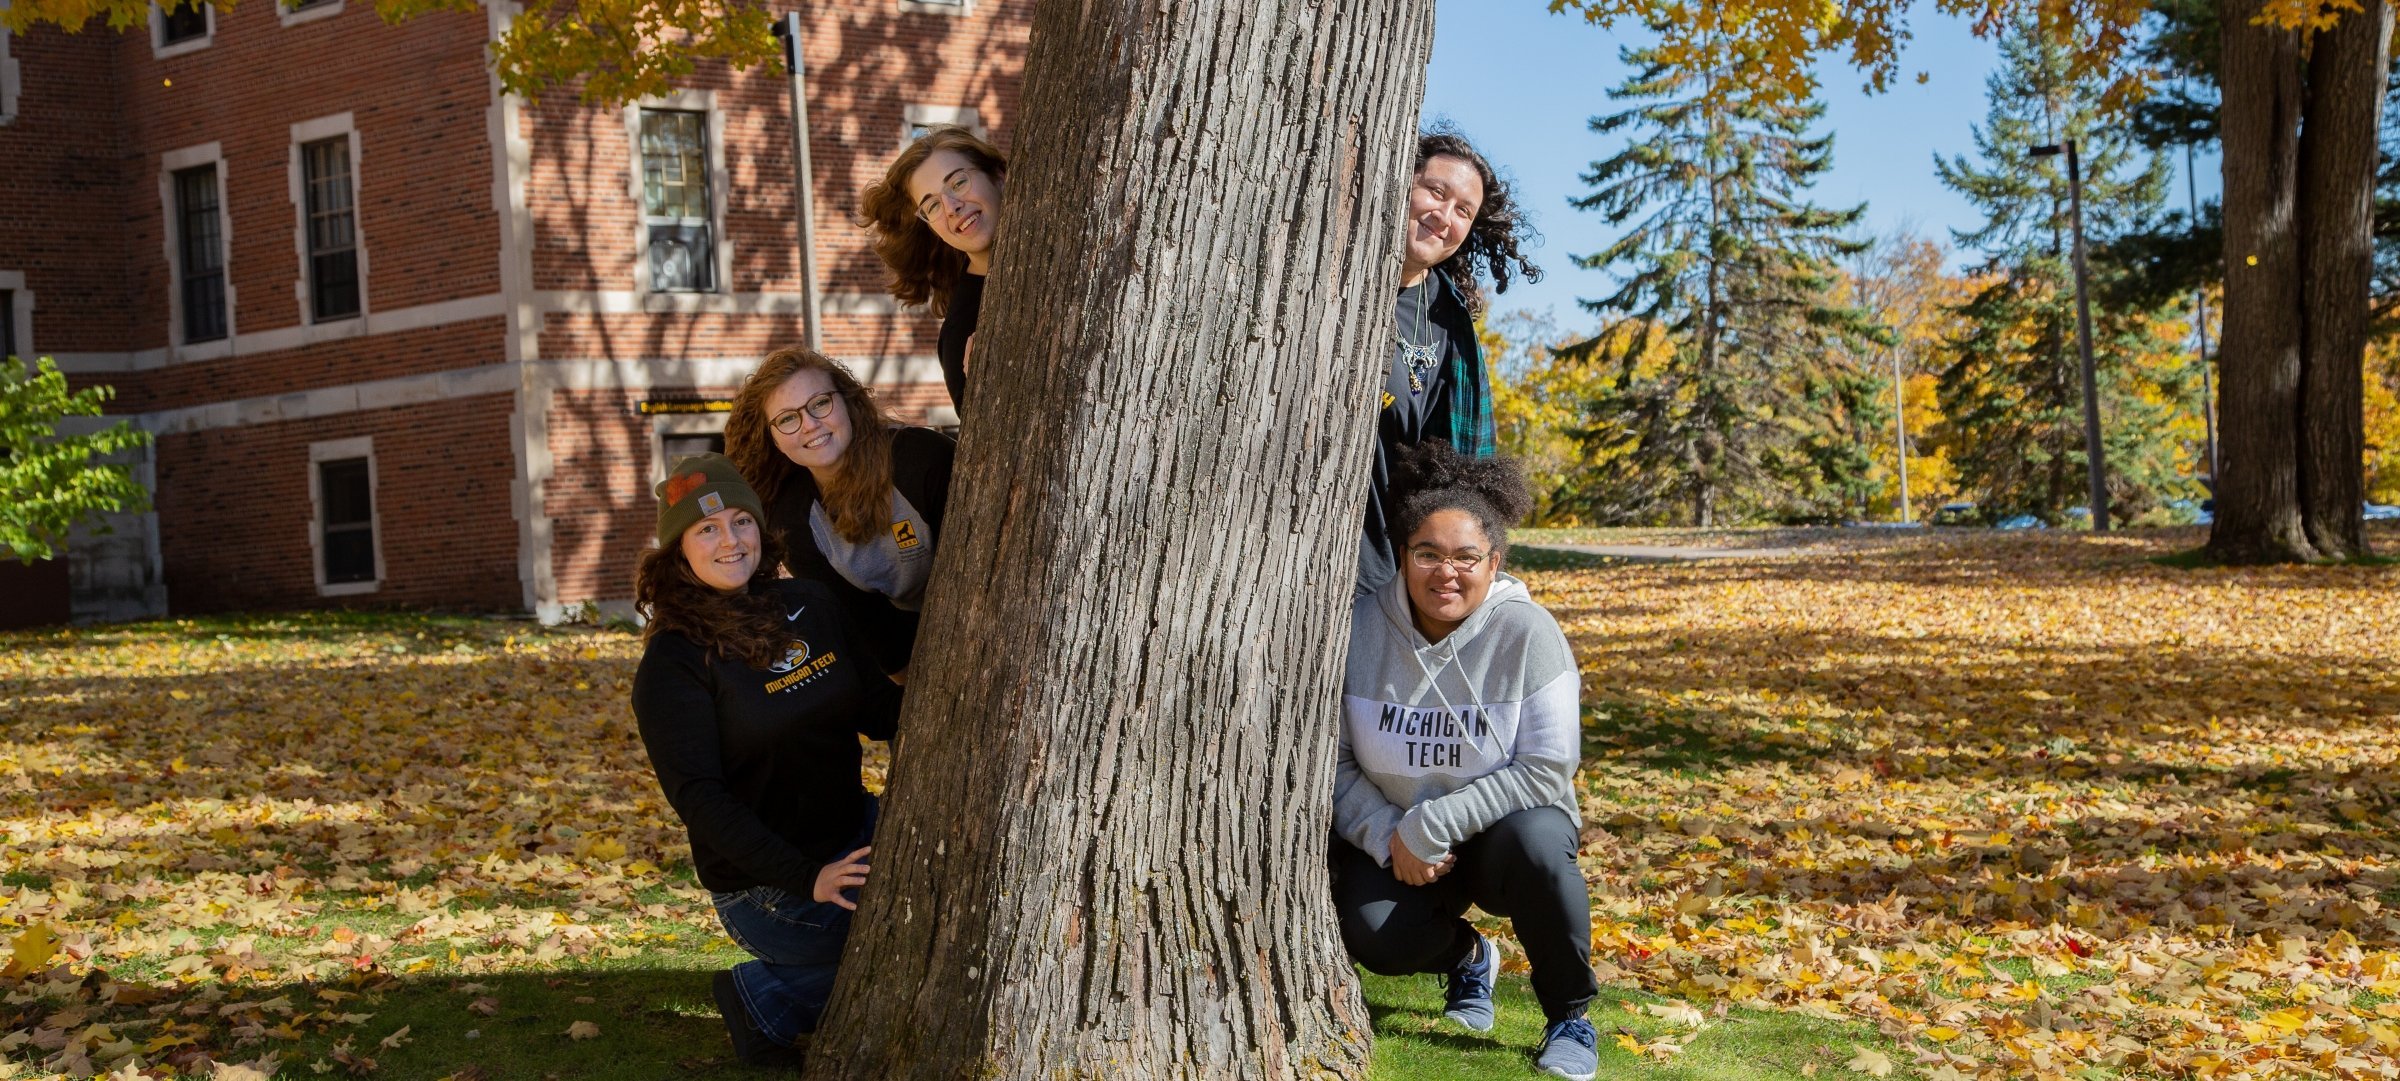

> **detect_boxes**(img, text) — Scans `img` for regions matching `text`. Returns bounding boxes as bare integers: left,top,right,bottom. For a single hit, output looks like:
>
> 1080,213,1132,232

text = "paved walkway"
1522,542,1811,562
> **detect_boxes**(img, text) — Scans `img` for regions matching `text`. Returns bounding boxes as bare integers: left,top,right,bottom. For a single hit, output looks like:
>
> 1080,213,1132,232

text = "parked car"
1930,502,1978,526
1995,513,2047,531
2367,502,2400,522
2164,499,2214,526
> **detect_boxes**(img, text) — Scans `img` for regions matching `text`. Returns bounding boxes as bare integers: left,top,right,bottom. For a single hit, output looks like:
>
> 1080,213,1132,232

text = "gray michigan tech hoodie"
1334,571,1583,867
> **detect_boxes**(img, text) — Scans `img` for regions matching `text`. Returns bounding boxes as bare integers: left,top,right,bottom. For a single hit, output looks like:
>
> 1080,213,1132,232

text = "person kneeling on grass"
629,453,899,1066
1331,442,1599,1081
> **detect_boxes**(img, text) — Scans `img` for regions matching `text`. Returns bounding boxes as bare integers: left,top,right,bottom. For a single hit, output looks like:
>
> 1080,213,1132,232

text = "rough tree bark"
2213,0,2315,562
2211,0,2390,562
799,2,1434,1078
2296,0,2393,559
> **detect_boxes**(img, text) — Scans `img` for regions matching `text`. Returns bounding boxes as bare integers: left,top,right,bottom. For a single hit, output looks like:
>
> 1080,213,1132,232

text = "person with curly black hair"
1359,128,1543,596
1333,443,1598,1080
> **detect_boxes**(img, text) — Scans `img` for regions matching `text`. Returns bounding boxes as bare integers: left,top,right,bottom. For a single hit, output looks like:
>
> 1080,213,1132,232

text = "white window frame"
0,270,31,362
1,24,20,127
277,0,343,28
309,435,384,596
289,112,369,328
650,412,730,489
148,0,214,58
901,104,985,148
624,91,732,306
158,142,234,362
896,0,971,15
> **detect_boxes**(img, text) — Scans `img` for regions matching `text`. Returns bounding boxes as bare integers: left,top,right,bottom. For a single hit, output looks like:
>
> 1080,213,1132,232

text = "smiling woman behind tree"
1332,441,1599,1081
855,126,1008,416
1358,127,1543,596
723,348,955,680
629,453,900,1067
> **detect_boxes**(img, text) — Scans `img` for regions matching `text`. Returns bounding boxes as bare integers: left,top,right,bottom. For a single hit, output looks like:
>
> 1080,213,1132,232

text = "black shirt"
1358,270,1474,594
631,578,902,898
768,426,956,673
938,273,984,412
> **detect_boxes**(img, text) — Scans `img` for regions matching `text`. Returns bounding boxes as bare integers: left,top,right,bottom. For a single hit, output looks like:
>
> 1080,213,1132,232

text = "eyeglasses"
915,170,976,224
769,392,840,435
1408,546,1488,574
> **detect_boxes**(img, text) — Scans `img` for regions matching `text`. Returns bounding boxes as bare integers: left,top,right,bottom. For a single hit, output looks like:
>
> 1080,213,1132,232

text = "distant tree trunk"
2297,0,2393,558
2211,0,2388,562
798,2,1433,1078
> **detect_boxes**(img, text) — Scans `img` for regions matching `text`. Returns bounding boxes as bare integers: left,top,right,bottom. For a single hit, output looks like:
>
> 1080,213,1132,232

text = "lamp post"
2031,139,2111,532
770,12,825,352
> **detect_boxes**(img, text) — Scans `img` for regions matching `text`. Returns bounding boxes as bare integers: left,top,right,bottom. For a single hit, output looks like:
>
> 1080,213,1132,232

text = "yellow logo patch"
1382,390,1396,410
892,520,920,550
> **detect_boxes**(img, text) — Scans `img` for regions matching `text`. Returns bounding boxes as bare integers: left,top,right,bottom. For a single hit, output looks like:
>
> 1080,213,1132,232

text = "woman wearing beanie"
725,347,954,679
856,125,1006,416
629,453,900,1066
1332,442,1599,1081
1358,127,1543,597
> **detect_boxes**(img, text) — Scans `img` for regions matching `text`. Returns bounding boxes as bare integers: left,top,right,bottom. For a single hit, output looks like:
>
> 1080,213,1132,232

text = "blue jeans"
710,795,877,1046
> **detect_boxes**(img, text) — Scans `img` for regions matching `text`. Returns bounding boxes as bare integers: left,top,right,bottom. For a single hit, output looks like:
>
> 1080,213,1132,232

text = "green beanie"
655,453,766,550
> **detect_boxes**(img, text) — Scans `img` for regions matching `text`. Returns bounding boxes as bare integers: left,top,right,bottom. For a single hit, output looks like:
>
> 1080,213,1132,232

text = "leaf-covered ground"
1523,524,2400,1079
2,525,2395,1079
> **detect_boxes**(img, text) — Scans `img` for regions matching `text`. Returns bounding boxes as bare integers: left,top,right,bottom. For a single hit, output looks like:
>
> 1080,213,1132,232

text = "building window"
1,27,19,126
157,0,209,46
318,457,375,584
901,104,984,148
897,0,970,14
661,432,724,461
301,137,360,321
278,0,343,25
1,289,14,361
173,165,228,344
639,109,715,292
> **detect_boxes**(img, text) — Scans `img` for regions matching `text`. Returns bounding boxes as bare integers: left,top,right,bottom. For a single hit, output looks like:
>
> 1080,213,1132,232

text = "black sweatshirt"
768,426,955,673
630,578,901,898
937,273,984,411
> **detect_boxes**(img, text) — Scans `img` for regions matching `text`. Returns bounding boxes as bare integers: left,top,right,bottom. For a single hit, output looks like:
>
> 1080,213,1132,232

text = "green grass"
97,967,1889,1079
1363,972,1887,1080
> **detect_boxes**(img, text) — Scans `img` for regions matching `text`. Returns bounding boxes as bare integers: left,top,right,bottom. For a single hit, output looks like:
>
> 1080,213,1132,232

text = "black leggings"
1331,805,1597,1023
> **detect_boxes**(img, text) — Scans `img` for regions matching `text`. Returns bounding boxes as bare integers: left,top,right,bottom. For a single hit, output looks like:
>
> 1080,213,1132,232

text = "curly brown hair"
633,528,793,670
855,125,1008,315
1417,128,1542,317
724,347,904,546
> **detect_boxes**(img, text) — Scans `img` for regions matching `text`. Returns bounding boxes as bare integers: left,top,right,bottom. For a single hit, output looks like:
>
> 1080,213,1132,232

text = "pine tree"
1563,31,1887,526
1930,21,2200,523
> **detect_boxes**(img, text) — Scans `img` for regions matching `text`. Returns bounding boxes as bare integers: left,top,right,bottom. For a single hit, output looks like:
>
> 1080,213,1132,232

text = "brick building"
0,0,1027,623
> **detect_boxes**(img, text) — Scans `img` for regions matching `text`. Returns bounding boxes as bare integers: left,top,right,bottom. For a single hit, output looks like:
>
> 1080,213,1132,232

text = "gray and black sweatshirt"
1335,572,1583,867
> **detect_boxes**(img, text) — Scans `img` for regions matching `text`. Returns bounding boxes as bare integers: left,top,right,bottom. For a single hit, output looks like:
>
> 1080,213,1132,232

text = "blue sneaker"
1535,1016,1599,1080
1440,931,1497,1032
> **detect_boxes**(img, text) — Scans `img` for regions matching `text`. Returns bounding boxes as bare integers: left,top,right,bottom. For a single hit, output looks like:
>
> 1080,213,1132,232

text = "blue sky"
1422,3,2219,334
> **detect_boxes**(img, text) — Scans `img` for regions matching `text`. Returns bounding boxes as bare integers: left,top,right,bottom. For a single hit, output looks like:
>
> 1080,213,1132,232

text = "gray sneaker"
1440,931,1497,1032
1535,1016,1599,1080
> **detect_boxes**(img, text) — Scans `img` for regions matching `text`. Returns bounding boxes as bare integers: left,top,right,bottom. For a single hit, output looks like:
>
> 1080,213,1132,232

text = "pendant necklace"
1398,276,1441,396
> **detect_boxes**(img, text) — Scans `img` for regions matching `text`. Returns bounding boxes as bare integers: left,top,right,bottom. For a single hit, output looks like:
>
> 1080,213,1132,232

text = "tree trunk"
2296,0,2392,559
2210,0,2319,562
799,2,1432,1078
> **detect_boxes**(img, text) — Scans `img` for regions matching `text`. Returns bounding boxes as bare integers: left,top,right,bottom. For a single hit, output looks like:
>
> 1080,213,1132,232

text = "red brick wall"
102,318,506,412
105,2,498,348
523,0,1030,349
544,388,672,605
156,395,520,613
0,25,134,356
